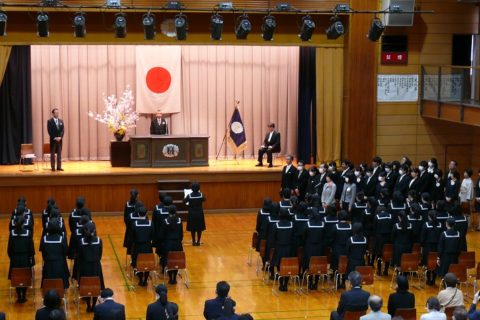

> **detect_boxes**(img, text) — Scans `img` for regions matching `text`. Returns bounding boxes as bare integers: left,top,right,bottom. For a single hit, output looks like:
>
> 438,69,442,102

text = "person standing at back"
47,107,64,171
184,182,206,246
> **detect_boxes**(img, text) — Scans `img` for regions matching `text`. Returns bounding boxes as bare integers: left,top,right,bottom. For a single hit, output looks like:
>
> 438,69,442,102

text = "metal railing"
421,65,480,107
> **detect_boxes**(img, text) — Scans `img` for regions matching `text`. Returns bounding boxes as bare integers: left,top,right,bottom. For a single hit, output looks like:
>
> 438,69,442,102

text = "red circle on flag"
146,67,171,93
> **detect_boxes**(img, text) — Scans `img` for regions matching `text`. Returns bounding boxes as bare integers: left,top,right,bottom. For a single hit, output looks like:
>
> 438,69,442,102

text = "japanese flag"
135,45,182,114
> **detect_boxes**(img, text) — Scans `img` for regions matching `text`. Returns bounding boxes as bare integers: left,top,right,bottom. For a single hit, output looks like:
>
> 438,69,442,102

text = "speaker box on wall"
382,0,415,26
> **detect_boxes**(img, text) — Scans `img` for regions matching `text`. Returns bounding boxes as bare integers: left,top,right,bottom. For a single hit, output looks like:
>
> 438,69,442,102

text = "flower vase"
114,131,125,142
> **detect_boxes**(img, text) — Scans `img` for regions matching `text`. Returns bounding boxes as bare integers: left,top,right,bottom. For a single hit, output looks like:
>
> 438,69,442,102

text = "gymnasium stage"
0,159,282,214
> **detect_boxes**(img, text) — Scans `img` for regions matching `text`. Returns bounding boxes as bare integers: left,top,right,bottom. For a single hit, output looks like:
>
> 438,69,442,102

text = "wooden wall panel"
375,0,479,170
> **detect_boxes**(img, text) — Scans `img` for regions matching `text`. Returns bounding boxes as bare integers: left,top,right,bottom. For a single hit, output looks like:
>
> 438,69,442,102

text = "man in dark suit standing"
150,110,169,135
330,271,370,320
203,281,236,320
256,123,281,168
281,155,298,194
93,288,125,320
47,107,64,171
295,160,309,201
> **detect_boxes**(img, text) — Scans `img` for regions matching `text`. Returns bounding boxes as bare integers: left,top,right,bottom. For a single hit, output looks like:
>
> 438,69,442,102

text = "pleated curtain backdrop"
315,47,344,164
31,45,299,160
0,46,12,84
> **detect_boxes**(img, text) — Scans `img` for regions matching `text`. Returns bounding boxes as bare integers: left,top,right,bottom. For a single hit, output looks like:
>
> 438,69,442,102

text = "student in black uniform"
71,214,91,282
185,182,206,246
408,168,420,197
41,208,67,245
255,198,272,252
68,197,89,259
417,161,432,196
131,206,154,287
123,189,139,253
363,197,377,243
391,212,413,267
40,219,70,289
264,202,280,274
292,202,309,257
436,200,450,231
316,163,328,195
384,162,398,196
407,203,423,244
373,206,393,276
389,191,407,222
363,167,377,198
332,211,352,288
354,167,366,194
77,221,104,312
13,196,33,227
394,165,411,198
421,211,442,285
445,170,461,213
306,166,320,196
432,170,445,207
272,210,294,291
350,191,367,224
146,284,179,320
10,204,33,234
153,195,172,262
42,197,56,229
8,215,35,303
346,223,367,274
375,172,388,201
280,156,298,195
162,206,183,284
451,205,469,252
295,160,309,202
437,218,461,278
419,193,433,221
303,208,325,290
279,188,293,216
323,206,339,254
35,289,65,320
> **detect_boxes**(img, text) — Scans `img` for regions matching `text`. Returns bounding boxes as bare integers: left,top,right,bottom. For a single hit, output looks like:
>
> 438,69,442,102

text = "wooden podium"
130,135,209,167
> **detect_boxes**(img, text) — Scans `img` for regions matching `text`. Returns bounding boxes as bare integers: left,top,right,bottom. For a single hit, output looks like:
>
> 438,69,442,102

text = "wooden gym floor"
0,213,479,319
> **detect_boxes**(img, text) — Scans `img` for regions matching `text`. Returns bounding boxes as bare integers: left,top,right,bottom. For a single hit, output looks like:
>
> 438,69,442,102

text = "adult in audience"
452,307,467,320
204,281,236,320
438,273,464,312
146,284,179,320
35,289,65,320
467,291,480,320
216,298,239,320
388,275,415,317
420,297,446,320
93,288,125,320
256,122,281,168
185,182,206,246
48,309,66,320
360,295,391,320
238,315,254,320
280,155,298,195
330,271,370,320
321,173,337,208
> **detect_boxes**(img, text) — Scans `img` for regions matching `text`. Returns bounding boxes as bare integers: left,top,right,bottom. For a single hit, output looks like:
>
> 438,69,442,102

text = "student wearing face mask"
417,161,432,196
316,163,328,195
394,165,411,197
427,158,438,174
295,160,309,202
328,161,342,202
375,172,388,201
354,167,366,194
339,160,354,197
384,162,398,196
364,167,377,198
431,170,445,206
340,173,357,213
408,168,420,196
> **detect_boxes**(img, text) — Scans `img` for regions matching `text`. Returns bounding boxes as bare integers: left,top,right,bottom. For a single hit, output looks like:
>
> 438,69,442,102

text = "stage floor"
0,159,284,214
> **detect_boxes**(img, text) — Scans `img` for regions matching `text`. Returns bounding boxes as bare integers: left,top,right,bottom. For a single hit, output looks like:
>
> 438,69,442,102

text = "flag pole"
215,100,240,161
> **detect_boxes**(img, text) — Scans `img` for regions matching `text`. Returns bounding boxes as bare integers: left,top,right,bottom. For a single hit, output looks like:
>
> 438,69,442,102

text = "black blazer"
35,307,65,320
146,300,179,320
150,118,168,135
47,118,65,143
363,176,377,197
262,131,281,153
417,171,431,195
336,287,370,317
394,174,411,197
387,291,415,316
204,297,236,320
296,170,309,195
93,299,126,320
281,165,298,190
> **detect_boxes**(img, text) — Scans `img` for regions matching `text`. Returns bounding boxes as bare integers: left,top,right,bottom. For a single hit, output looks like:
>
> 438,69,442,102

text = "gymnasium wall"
375,0,479,172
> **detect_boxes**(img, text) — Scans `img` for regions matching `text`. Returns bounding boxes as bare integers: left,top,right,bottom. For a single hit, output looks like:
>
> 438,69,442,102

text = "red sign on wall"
381,52,408,65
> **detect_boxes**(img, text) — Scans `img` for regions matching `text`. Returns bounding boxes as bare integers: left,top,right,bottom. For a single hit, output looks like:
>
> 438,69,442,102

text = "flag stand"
215,129,240,164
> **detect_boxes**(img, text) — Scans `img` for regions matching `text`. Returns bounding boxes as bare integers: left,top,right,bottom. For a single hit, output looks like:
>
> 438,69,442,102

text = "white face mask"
309,171,315,177
298,166,304,171
418,166,425,171
428,161,433,168
354,171,360,177
399,170,405,175
328,166,334,171
385,168,391,173
345,177,349,183
319,168,325,174
378,176,385,182
434,174,439,179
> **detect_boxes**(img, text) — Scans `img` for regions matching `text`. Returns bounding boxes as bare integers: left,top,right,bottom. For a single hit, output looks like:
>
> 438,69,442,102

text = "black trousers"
50,140,62,169
258,147,274,164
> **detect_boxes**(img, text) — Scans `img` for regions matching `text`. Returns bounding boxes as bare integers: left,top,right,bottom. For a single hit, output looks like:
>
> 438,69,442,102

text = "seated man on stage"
256,123,281,168
150,110,169,135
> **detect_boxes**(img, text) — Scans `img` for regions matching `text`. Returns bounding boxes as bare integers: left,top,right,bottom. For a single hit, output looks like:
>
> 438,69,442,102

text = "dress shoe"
196,241,201,246
255,163,263,167
268,163,273,168
51,168,55,171
57,168,64,171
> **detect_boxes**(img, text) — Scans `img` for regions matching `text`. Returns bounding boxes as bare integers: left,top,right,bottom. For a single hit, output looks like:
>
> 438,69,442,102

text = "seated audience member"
217,298,239,320
467,291,480,320
35,290,65,320
48,309,66,320
438,273,464,312
452,307,467,320
330,271,370,320
204,281,236,320
256,123,281,168
146,285,179,320
360,295,391,320
93,288,126,320
388,275,415,317
420,297,447,320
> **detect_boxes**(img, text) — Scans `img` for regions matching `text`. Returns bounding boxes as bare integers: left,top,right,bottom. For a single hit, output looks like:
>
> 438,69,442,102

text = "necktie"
55,119,59,128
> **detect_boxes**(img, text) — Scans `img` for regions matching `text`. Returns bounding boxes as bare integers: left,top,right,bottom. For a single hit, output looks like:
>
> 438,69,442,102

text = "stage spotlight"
367,17,384,41
261,15,276,41
73,13,86,38
0,11,7,36
37,12,49,37
175,13,187,40
142,13,155,40
114,13,127,38
299,15,315,41
210,13,223,40
235,14,251,39
325,17,344,40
